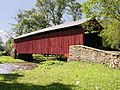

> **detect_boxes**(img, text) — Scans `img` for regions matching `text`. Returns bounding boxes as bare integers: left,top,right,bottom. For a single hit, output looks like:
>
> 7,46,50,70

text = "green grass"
0,56,120,90
0,56,24,63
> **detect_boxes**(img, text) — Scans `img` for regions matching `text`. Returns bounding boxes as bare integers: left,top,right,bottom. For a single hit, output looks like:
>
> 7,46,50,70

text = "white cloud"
0,29,8,35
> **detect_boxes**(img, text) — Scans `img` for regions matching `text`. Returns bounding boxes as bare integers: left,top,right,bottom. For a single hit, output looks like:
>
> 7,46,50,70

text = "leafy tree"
36,0,68,25
100,20,120,50
5,38,14,51
12,9,49,36
67,0,82,21
82,0,120,20
82,0,120,49
12,0,83,36
36,0,83,23
0,37,4,51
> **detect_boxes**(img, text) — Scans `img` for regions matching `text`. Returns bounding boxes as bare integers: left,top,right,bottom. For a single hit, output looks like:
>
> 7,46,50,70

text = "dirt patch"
0,62,38,74
14,62,38,70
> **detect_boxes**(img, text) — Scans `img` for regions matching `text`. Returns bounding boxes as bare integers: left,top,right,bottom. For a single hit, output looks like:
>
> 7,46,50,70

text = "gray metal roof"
14,18,91,39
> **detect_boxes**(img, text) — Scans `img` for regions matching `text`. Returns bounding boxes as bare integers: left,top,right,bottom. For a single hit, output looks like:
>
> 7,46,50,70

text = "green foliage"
0,56,24,64
0,37,4,51
12,9,49,36
33,54,67,61
82,0,120,20
67,0,82,21
82,0,120,49
100,20,120,49
36,0,68,25
41,60,64,68
36,0,83,24
33,54,48,61
12,0,83,36
81,19,102,33
5,38,14,51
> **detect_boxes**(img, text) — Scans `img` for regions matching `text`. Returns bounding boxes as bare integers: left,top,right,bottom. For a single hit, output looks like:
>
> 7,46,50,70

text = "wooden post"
11,49,17,59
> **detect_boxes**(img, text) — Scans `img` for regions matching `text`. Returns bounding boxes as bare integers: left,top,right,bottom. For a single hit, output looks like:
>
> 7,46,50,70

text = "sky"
0,0,86,43
0,0,35,43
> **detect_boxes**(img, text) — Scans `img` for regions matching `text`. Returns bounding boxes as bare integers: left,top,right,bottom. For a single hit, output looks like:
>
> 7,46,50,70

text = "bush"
33,54,67,62
33,54,47,61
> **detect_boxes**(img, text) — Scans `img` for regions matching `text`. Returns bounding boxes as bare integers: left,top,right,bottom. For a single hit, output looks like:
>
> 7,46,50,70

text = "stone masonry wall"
68,45,120,68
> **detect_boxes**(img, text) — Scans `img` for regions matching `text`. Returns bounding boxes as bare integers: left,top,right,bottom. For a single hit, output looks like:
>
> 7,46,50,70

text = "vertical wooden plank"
14,27,84,55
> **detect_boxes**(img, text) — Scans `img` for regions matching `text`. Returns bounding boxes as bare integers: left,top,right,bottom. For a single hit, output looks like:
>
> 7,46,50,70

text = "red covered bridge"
14,18,102,60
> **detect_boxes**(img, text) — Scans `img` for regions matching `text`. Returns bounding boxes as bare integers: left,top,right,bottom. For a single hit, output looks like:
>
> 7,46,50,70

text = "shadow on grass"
0,73,74,90
0,82,74,90
0,73,23,82
32,59,46,64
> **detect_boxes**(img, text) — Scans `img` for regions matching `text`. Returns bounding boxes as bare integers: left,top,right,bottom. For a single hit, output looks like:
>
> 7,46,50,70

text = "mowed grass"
0,56,24,63
0,56,120,90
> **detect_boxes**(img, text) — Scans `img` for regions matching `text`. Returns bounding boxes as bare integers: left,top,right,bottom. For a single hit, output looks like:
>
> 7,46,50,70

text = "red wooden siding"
14,27,84,55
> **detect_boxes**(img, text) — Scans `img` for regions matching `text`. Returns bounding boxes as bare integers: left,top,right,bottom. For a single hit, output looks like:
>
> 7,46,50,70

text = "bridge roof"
14,18,91,39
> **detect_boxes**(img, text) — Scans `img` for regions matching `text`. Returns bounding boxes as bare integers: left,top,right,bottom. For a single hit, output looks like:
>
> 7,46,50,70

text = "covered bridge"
14,18,103,60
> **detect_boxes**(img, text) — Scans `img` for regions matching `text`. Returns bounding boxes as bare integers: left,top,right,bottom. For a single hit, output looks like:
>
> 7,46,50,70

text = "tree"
36,0,82,23
12,9,49,36
0,37,4,51
82,0,120,49
5,38,14,51
82,0,120,20
12,0,83,36
67,0,82,21
36,0,69,25
100,19,120,50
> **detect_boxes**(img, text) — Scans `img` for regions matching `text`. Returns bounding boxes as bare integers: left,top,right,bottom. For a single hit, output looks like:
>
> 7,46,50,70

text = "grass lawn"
0,56,24,64
0,56,120,90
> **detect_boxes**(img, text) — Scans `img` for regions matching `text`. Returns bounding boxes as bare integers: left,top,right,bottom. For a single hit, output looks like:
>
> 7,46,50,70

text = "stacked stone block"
68,45,120,68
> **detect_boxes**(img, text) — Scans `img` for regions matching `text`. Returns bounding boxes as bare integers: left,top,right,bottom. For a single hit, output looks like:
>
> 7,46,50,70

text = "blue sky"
0,0,86,43
0,0,35,42
0,0,35,32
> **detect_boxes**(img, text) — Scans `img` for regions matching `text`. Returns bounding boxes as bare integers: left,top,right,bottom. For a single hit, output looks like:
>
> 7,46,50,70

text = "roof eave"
14,18,91,40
